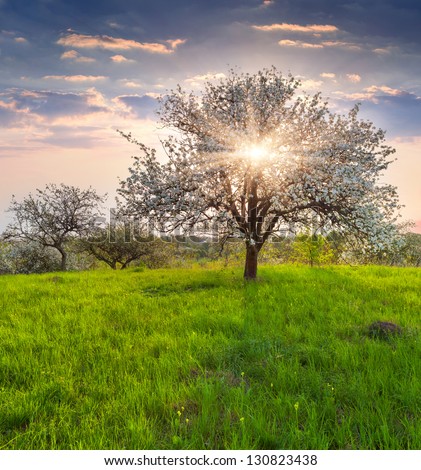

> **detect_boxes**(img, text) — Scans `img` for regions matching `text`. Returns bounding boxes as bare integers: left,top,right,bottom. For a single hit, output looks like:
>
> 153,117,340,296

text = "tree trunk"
244,244,259,280
59,249,68,271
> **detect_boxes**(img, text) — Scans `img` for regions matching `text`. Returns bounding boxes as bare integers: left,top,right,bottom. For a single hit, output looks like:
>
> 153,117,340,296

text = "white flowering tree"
3,184,106,271
118,68,400,279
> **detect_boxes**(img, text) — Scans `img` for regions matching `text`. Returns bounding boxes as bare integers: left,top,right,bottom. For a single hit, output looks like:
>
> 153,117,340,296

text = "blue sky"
1,0,420,231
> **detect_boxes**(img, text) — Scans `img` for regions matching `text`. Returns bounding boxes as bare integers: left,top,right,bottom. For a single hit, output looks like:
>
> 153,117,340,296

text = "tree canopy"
77,221,171,270
118,68,401,279
4,184,106,271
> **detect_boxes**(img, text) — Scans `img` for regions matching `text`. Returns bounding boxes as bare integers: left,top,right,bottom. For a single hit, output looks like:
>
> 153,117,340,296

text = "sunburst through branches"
119,68,401,280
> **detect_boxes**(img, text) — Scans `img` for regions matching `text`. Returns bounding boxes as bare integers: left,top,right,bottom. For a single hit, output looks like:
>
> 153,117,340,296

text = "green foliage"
0,239,99,274
0,241,61,274
257,232,337,267
400,232,421,266
0,241,13,274
256,230,420,267
0,265,419,449
77,225,176,270
290,233,335,266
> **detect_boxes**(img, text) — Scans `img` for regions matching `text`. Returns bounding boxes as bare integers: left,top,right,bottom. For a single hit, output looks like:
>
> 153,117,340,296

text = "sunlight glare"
245,144,267,160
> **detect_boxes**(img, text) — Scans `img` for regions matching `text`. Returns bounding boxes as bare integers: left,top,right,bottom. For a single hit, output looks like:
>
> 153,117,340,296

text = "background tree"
290,232,334,267
4,184,106,271
400,232,421,267
78,222,173,270
360,222,421,266
118,68,401,279
0,240,61,274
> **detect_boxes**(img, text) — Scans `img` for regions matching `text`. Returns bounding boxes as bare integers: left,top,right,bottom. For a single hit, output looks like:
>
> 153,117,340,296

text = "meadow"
0,264,419,450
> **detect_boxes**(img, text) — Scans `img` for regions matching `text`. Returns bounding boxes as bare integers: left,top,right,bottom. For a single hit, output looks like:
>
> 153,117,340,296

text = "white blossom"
118,68,401,276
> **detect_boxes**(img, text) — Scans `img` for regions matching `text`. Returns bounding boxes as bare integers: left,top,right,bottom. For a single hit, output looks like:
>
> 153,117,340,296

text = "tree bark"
244,243,259,280
59,249,68,271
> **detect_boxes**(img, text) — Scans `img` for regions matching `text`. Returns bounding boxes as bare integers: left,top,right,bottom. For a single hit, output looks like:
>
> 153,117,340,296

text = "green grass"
0,264,419,449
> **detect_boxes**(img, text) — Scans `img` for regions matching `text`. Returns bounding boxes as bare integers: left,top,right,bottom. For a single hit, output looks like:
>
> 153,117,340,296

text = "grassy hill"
0,265,419,449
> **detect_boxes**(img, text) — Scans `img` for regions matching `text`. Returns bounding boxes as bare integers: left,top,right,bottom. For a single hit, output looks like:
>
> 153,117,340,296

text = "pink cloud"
119,79,143,88
364,85,407,96
166,38,187,49
278,39,323,49
110,54,135,63
321,41,361,50
300,79,324,90
60,50,96,63
43,75,107,82
277,39,360,50
0,99,16,111
185,72,227,87
253,23,338,33
333,91,373,101
320,72,336,79
333,85,410,102
346,73,362,83
57,33,185,54
61,50,78,59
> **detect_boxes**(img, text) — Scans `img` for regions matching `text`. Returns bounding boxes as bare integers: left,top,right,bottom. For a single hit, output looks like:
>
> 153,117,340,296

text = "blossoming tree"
118,68,400,279
4,184,105,271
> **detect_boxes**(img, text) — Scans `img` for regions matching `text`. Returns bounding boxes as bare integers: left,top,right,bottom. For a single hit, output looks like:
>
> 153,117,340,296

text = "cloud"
14,37,28,43
373,47,392,54
0,87,164,161
333,91,371,101
253,23,338,33
278,39,323,49
0,99,22,126
57,33,185,54
144,92,161,99
61,50,79,59
364,85,408,97
0,88,139,158
300,79,324,90
185,72,227,87
119,79,143,88
107,21,123,29
1,89,110,121
166,39,187,49
113,94,158,120
38,125,112,149
60,50,96,63
321,40,361,51
335,85,410,101
277,39,361,50
346,73,361,83
110,54,135,63
333,87,421,137
43,75,107,82
320,72,336,79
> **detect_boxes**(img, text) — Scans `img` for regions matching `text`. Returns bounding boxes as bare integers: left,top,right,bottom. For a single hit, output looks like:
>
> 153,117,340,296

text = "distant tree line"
0,182,419,275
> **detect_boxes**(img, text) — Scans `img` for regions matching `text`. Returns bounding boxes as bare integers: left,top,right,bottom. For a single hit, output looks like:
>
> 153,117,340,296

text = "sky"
0,0,420,232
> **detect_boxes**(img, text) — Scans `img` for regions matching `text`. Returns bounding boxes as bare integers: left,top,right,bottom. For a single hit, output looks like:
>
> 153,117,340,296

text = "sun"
246,144,267,160
231,137,276,163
